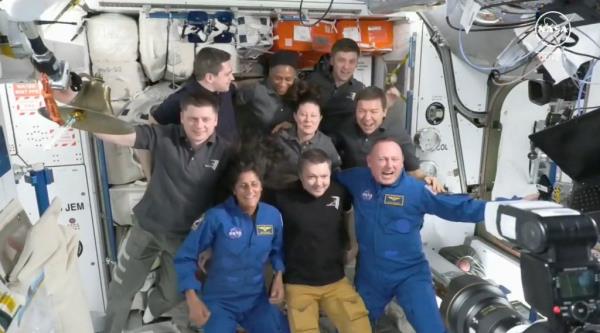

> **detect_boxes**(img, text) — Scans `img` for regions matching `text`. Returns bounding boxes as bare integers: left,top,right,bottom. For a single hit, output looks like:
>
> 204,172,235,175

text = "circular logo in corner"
535,11,572,47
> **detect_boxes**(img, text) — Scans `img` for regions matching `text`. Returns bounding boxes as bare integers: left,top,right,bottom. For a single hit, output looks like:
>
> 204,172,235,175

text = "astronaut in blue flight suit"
174,163,289,333
336,137,488,333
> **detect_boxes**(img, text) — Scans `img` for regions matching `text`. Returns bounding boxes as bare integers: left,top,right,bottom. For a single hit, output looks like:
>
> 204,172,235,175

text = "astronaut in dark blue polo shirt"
336,138,488,333
174,161,289,333
152,47,238,143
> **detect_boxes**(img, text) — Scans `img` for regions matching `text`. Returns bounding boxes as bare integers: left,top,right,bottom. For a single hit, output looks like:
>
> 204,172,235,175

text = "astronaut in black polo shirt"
271,149,372,333
94,94,232,333
335,86,445,192
307,38,365,137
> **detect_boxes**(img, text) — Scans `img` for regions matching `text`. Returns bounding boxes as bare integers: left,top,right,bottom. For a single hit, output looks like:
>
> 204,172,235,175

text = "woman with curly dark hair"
235,51,302,137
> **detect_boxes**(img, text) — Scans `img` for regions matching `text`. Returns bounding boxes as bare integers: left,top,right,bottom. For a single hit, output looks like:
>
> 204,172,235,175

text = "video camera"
441,200,600,333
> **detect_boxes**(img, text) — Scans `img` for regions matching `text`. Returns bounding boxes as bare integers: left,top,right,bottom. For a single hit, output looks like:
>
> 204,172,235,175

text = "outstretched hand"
424,176,445,194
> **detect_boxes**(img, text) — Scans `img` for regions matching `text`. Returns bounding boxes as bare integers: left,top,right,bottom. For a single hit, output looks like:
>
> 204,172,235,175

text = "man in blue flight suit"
336,137,488,332
174,164,288,333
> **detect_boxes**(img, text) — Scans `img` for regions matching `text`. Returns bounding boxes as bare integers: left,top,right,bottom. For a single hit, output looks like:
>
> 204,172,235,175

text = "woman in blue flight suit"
174,161,289,333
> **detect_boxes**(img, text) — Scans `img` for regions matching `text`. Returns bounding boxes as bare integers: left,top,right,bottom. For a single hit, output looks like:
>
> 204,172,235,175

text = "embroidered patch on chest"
227,227,243,239
326,196,341,209
256,225,274,236
204,159,220,170
384,194,405,206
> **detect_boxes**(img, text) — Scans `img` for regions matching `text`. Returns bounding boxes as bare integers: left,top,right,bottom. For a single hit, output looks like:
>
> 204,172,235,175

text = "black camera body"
521,253,600,326
441,202,600,333
497,204,600,331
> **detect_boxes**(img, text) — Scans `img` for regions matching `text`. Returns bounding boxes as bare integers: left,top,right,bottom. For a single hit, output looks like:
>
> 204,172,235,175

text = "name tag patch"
256,225,274,236
384,194,405,206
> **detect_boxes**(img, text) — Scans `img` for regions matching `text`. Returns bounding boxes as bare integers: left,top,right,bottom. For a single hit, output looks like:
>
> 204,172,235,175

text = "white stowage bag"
87,13,139,63
92,61,147,101
235,15,273,59
103,142,145,185
109,182,147,226
7,198,94,333
103,81,178,185
119,81,178,123
165,19,195,82
139,13,168,82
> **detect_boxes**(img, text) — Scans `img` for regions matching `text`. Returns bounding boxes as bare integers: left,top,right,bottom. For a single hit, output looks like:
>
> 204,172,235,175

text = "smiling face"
269,65,296,96
299,161,331,198
180,104,218,147
330,51,358,85
367,140,404,186
356,98,386,135
233,170,263,215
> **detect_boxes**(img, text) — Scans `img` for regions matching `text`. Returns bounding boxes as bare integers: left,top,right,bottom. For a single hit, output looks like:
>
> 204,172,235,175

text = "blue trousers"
356,266,446,333
203,295,290,333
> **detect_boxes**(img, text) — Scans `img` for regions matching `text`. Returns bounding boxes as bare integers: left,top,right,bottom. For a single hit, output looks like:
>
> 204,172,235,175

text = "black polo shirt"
272,181,351,286
151,79,239,143
334,119,420,171
235,80,295,136
307,69,365,136
133,124,232,236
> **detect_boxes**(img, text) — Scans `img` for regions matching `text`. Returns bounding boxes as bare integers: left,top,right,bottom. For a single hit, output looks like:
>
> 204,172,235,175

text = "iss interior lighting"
86,0,368,15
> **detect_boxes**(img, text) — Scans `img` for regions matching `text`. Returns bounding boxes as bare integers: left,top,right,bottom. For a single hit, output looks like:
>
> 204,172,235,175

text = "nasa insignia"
228,227,242,239
361,190,373,201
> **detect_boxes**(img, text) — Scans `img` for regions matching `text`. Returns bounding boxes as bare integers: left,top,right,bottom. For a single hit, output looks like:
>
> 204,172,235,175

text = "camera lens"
441,274,527,333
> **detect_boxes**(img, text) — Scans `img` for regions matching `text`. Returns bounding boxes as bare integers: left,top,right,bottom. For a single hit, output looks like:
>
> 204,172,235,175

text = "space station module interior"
1,0,600,332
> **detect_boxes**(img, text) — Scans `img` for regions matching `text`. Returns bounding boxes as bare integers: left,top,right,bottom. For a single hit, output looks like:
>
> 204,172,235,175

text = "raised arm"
95,132,136,147
421,186,487,223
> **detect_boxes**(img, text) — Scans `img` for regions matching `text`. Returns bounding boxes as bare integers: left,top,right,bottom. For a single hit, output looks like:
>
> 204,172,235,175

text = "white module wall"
0,82,109,325
410,22,487,252
411,24,486,191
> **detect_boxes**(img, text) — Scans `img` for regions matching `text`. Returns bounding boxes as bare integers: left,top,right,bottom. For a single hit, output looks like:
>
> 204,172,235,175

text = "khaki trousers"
285,278,371,333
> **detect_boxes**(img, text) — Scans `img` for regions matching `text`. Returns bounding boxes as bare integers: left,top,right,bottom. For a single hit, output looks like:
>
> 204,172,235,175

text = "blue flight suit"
336,168,487,333
174,197,289,333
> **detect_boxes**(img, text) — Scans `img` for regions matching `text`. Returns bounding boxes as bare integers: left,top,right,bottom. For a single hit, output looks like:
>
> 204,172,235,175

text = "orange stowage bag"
272,20,313,52
335,20,394,53
310,21,337,53
272,20,337,53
